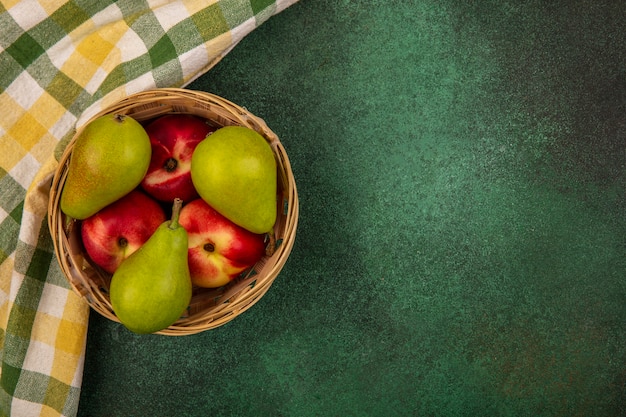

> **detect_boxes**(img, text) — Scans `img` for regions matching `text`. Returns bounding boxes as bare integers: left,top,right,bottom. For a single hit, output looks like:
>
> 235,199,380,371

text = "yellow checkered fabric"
0,1,297,416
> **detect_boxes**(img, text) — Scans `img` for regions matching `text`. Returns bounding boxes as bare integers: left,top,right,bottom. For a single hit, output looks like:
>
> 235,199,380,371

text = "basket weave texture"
48,88,298,335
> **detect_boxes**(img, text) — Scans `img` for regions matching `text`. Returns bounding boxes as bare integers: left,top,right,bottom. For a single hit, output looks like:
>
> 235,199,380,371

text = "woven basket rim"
48,88,298,336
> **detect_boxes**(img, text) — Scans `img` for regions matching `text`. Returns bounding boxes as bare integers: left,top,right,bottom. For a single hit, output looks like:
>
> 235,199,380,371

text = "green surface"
78,1,626,416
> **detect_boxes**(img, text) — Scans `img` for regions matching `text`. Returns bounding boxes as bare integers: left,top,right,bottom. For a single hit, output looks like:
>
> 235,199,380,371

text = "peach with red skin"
141,114,215,202
81,190,166,274
179,199,266,288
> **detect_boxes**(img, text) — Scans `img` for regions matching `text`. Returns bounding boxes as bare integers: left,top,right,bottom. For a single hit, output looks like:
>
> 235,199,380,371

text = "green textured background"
78,1,626,416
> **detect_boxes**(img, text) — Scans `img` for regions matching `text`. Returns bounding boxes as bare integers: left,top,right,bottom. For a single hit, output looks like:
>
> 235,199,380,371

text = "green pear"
60,113,151,220
191,126,277,234
109,199,192,334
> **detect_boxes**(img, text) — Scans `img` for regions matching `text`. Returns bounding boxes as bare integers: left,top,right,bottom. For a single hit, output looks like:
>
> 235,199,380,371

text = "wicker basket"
48,88,298,335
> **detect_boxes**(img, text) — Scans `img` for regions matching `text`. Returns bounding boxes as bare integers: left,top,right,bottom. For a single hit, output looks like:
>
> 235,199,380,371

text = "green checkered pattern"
0,1,297,416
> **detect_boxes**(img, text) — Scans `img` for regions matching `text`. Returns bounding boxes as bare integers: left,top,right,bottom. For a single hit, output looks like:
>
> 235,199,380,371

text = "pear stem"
169,198,183,230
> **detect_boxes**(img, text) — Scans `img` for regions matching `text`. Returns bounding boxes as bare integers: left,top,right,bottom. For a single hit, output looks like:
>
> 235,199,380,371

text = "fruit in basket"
140,114,215,202
191,126,277,234
81,190,166,274
60,114,151,220
179,199,266,288
109,199,192,334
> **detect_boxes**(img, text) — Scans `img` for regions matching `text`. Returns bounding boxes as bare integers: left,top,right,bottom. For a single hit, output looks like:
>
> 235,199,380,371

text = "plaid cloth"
0,0,297,416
